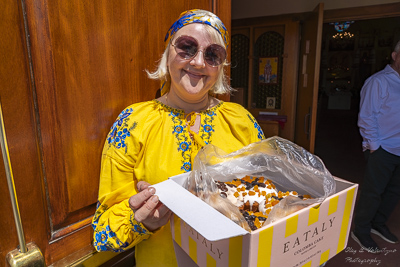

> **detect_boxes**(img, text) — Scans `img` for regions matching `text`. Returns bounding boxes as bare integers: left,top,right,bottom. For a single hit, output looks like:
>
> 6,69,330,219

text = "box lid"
152,173,248,241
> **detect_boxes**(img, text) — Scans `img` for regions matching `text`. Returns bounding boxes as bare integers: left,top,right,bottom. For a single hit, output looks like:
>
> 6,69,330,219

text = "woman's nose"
190,50,205,68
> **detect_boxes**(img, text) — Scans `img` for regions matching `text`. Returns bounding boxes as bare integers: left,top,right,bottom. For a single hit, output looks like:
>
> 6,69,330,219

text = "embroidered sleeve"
92,200,152,252
92,105,150,252
246,113,265,141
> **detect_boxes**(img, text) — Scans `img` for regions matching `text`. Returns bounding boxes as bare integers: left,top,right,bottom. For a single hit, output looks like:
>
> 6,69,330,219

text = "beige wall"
232,0,400,19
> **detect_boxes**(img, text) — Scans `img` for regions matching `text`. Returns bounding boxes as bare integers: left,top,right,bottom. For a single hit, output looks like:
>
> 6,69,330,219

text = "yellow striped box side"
229,235,243,267
189,236,198,264
257,226,274,267
206,253,217,267
285,214,299,237
337,187,356,253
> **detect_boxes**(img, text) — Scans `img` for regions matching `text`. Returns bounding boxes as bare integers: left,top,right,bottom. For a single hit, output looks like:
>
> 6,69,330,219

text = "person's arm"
92,153,152,252
92,107,171,252
358,78,384,152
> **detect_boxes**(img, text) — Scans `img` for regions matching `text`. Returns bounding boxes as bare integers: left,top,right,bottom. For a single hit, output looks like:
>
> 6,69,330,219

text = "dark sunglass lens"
175,36,198,59
204,44,226,66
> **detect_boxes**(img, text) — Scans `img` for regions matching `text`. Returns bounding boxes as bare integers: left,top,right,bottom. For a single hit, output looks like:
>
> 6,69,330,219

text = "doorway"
314,16,400,182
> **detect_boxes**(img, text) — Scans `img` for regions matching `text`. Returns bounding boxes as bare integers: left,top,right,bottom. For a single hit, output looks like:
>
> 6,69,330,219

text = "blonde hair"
146,24,232,95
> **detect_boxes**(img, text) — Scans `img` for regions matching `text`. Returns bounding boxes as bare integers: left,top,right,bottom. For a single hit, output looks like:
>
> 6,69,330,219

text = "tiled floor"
314,105,400,267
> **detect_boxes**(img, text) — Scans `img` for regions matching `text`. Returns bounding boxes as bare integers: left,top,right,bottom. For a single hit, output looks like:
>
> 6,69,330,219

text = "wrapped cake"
215,176,312,230
186,137,336,231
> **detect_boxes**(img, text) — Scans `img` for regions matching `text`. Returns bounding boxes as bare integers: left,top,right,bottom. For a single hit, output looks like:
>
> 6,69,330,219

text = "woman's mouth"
184,70,205,80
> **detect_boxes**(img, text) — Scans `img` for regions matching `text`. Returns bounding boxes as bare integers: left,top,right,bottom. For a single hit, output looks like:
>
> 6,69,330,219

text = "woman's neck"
165,91,211,114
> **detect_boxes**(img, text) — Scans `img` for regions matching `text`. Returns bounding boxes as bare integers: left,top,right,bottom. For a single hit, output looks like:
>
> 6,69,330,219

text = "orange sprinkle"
242,176,251,183
249,191,256,196
255,218,262,229
232,180,241,187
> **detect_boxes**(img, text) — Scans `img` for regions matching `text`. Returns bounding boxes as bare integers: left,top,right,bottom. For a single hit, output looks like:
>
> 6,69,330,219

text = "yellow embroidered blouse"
92,100,264,267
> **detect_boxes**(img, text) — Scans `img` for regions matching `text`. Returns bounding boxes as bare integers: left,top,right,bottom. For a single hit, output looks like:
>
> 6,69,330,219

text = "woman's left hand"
129,181,173,232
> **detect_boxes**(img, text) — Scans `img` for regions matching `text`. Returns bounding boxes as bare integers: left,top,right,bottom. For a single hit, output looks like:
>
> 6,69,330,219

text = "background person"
91,9,264,267
352,39,400,253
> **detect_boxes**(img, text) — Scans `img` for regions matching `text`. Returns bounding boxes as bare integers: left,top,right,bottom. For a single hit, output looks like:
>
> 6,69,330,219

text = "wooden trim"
50,216,93,241
247,26,254,108
233,13,305,28
215,0,231,102
309,3,324,154
324,2,400,23
233,2,400,27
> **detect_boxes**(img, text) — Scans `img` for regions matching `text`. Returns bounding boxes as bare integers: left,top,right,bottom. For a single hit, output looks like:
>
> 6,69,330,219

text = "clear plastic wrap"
184,136,336,231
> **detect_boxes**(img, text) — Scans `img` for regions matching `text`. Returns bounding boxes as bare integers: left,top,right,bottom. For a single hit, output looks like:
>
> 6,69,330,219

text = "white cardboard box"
153,173,358,267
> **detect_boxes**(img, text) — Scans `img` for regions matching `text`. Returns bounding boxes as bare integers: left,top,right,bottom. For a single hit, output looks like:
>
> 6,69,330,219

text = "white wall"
232,0,400,19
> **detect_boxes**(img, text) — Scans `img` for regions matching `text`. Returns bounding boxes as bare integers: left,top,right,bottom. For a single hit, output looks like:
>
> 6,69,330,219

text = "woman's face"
167,24,222,102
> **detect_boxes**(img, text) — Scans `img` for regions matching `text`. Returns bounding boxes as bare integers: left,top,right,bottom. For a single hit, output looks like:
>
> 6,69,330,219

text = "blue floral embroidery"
247,114,265,140
199,110,216,143
164,102,220,172
92,202,106,230
129,212,150,235
93,220,129,252
170,110,181,117
203,124,213,133
206,110,216,117
107,108,136,151
92,203,150,252
95,230,108,243
179,141,190,152
168,109,193,172
133,224,147,235
174,125,184,134
182,162,192,172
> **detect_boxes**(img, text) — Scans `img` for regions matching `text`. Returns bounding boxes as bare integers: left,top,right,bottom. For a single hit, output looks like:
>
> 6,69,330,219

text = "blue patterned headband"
164,9,229,48
160,9,229,96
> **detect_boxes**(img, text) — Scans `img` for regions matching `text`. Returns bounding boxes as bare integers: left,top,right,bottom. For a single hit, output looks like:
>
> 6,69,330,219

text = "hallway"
314,106,400,267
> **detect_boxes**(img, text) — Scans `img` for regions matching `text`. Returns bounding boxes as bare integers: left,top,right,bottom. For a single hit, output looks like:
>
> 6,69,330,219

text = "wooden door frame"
232,15,301,141
323,2,400,23
231,2,400,144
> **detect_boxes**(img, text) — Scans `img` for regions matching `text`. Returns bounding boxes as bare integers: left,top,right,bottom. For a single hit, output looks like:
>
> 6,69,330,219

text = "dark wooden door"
0,1,231,266
294,3,324,153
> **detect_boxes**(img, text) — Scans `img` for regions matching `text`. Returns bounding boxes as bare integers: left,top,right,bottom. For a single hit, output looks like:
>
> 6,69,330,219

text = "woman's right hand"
128,181,173,232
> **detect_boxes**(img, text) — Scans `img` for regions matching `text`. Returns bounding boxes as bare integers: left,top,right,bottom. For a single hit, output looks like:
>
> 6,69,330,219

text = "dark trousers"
353,147,400,235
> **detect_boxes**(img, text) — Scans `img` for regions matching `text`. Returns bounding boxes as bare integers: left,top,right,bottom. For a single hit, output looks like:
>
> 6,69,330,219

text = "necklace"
165,93,211,112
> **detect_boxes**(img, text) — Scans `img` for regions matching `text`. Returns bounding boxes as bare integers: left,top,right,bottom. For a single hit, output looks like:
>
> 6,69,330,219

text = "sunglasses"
172,35,227,67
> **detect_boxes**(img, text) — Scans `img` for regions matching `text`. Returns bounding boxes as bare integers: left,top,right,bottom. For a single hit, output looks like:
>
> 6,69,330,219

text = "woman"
92,9,265,267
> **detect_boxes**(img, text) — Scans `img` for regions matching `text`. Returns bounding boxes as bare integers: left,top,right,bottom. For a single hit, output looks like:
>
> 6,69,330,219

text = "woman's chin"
180,84,209,96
